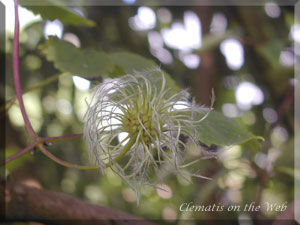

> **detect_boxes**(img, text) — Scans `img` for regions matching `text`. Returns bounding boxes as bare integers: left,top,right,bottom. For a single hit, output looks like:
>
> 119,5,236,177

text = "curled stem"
38,144,99,170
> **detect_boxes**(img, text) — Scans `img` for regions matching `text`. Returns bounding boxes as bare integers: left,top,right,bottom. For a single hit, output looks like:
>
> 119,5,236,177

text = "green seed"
150,130,156,137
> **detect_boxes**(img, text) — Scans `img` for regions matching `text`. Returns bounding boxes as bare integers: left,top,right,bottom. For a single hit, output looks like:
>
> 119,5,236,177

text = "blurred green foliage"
2,1,295,224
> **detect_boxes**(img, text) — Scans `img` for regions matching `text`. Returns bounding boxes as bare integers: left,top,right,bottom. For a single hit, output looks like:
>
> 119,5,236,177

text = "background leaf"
40,38,180,93
110,52,157,73
109,52,180,93
195,111,262,146
40,36,114,77
19,0,96,27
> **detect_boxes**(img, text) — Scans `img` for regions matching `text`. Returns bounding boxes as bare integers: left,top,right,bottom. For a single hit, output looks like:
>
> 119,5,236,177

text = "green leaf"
40,36,115,77
19,0,96,27
40,38,180,92
40,38,180,93
109,52,180,94
110,52,157,73
195,111,263,146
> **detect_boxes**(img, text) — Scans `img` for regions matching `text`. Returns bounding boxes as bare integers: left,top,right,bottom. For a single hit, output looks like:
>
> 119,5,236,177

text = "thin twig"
38,144,99,170
0,141,37,166
40,133,83,143
1,73,65,114
13,0,36,138
2,133,84,166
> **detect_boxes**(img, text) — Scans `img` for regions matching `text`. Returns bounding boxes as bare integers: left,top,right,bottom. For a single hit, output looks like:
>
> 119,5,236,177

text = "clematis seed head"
83,68,213,204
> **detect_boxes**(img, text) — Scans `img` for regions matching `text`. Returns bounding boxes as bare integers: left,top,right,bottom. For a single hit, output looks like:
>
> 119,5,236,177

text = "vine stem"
38,144,99,170
1,73,65,114
3,0,96,171
1,141,37,166
40,133,83,143
2,133,84,166
13,0,36,138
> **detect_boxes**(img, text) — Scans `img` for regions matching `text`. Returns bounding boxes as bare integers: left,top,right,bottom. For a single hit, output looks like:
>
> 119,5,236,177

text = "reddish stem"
4,0,89,170
40,133,83,143
3,133,83,165
38,144,98,170
13,0,36,138
1,141,37,166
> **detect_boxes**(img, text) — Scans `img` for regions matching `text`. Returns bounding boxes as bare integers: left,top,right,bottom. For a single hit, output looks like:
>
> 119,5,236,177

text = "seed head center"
122,105,159,144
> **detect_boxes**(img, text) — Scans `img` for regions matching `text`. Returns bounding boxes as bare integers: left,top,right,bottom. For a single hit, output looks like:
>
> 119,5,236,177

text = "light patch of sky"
222,103,239,118
44,20,63,39
220,39,244,70
179,53,200,69
279,50,294,67
150,47,173,64
289,78,297,86
3,0,41,34
171,101,190,110
118,132,130,146
263,108,278,123
289,24,300,42
210,12,227,36
56,98,73,115
63,33,81,47
161,10,201,51
128,6,156,31
235,81,264,110
122,0,136,4
271,126,289,143
255,152,268,169
99,105,123,131
148,31,163,49
148,31,173,64
72,76,90,91
157,8,172,24
264,2,281,18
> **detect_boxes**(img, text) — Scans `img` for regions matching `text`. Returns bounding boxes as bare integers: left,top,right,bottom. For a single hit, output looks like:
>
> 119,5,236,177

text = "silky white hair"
83,68,213,204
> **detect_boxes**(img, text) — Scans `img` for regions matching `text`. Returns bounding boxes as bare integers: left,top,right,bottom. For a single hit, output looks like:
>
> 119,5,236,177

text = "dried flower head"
84,69,212,203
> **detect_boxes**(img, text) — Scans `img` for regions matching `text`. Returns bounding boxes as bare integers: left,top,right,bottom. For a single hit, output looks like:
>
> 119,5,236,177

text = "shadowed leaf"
195,111,263,146
40,36,114,77
19,0,96,27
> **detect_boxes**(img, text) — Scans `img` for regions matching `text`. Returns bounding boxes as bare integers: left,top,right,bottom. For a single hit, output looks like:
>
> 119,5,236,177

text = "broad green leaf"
19,0,96,27
40,36,115,77
195,111,263,146
40,38,180,93
110,52,157,73
109,52,180,94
